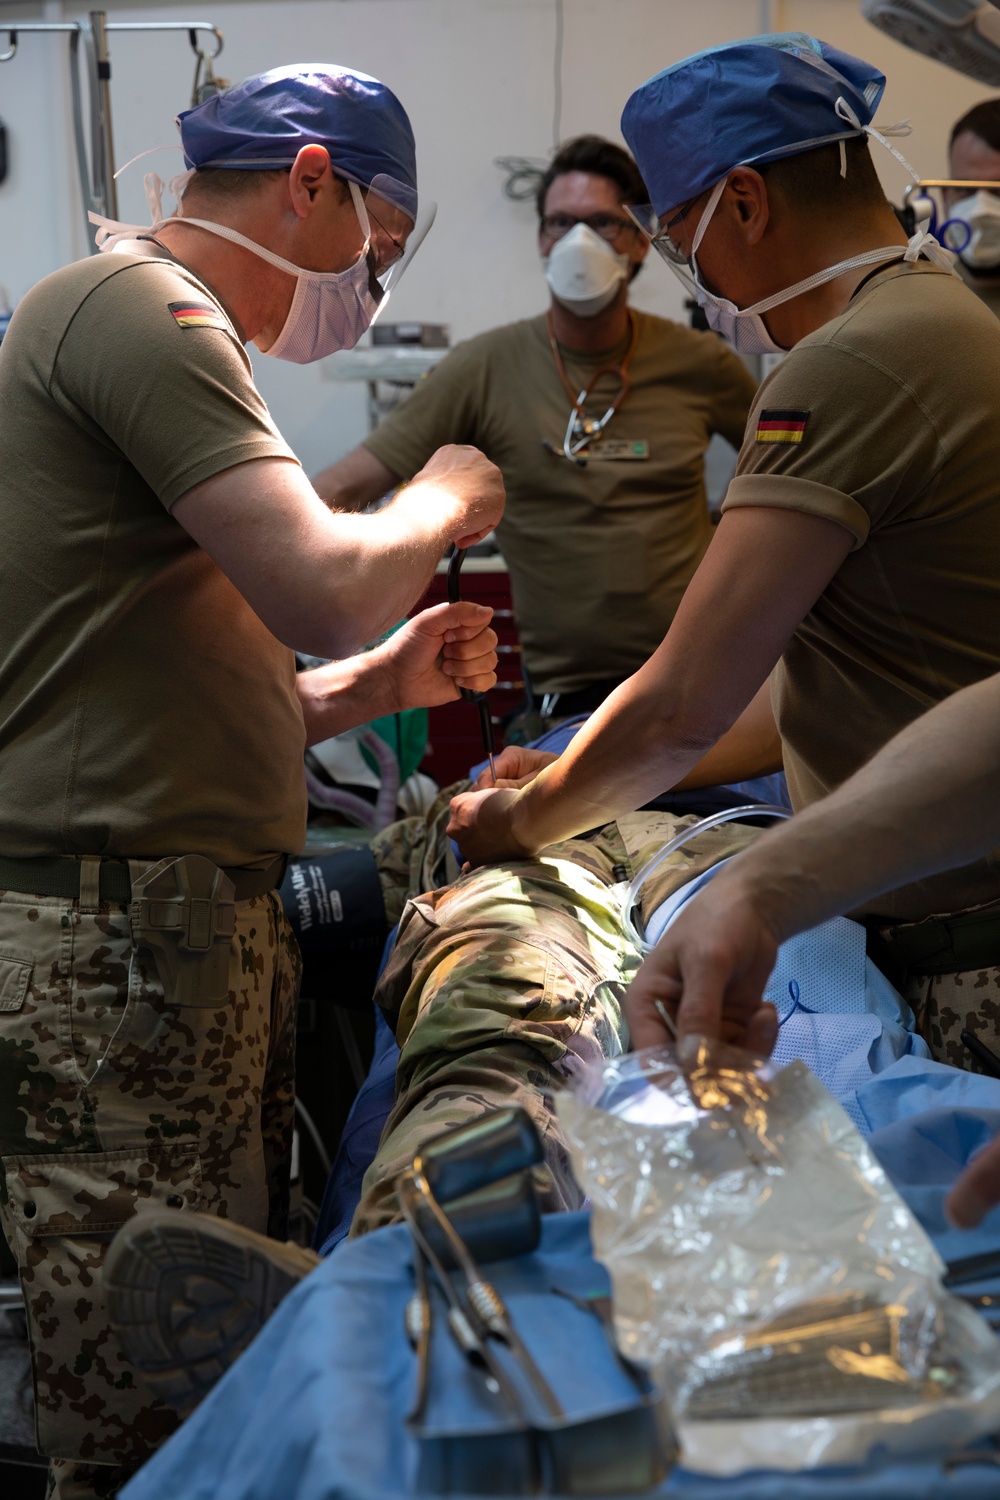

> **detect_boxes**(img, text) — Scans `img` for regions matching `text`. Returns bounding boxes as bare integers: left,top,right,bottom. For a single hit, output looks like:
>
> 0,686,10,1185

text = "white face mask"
543,223,630,317
946,190,1000,272
678,176,953,356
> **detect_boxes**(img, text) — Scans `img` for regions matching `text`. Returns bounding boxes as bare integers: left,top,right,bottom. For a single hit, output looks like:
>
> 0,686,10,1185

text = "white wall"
0,0,993,472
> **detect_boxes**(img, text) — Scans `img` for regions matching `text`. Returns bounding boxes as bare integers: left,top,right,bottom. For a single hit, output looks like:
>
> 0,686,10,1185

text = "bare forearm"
513,662,731,851
719,674,1000,941
673,681,783,790
312,445,401,509
295,654,396,746
510,510,847,854
313,489,448,651
175,447,503,662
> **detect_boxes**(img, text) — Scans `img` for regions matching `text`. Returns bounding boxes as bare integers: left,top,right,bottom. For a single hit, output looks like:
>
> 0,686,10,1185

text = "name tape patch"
755,408,809,444
168,299,228,332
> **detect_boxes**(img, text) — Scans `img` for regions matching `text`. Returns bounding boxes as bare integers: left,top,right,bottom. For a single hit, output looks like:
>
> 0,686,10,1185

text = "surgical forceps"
447,546,497,784
399,1164,565,1424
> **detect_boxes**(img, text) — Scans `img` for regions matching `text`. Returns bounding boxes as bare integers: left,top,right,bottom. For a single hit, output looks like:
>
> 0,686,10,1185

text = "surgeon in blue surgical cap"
0,64,503,1496
450,33,1000,1077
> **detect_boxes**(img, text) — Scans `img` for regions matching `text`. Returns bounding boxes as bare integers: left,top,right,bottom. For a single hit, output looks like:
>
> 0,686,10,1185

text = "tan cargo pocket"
0,953,32,1014
0,1143,202,1462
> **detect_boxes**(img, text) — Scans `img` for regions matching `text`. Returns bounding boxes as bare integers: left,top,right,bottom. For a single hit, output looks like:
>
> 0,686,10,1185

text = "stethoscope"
542,308,640,467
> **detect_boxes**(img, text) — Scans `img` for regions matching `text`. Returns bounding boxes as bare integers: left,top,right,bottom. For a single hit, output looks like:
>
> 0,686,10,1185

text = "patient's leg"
352,825,640,1234
353,809,766,1236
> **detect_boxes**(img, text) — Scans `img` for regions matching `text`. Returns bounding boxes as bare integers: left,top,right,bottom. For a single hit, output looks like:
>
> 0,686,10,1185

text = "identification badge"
586,438,650,461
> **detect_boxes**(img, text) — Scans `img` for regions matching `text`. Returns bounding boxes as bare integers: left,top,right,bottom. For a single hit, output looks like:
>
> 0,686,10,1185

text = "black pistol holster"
129,854,237,1007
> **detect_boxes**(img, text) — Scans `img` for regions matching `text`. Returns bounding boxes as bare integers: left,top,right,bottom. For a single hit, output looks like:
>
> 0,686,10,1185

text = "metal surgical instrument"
447,546,497,784
402,1163,565,1423
399,1173,524,1419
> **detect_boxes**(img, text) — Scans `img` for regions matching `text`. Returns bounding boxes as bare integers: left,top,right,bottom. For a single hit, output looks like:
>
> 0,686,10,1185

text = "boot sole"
105,1212,313,1415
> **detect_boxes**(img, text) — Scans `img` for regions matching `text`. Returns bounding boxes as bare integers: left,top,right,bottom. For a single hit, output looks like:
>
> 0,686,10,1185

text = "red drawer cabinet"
414,562,522,787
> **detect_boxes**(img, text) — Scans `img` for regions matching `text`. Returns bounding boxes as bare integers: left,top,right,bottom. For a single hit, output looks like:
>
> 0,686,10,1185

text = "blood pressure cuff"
280,847,386,1008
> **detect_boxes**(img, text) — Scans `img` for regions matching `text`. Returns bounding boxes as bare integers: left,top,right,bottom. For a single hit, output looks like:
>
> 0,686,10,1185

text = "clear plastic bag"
556,1040,1000,1474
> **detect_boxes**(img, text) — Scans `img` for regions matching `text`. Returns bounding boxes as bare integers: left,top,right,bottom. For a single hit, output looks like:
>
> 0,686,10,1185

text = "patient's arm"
672,683,783,789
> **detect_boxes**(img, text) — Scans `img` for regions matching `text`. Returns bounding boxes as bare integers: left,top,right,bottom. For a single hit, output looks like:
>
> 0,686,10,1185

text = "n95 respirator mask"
543,223,630,317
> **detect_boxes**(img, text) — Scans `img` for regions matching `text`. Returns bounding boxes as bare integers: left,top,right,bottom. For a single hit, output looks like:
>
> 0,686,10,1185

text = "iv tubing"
623,803,793,951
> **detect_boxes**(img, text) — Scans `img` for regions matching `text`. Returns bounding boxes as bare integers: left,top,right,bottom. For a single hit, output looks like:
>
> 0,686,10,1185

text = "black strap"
865,904,1000,979
540,677,629,718
0,854,286,906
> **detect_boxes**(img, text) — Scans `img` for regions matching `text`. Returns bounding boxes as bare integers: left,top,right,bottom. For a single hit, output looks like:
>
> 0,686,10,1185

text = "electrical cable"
493,155,547,202
294,1096,333,1177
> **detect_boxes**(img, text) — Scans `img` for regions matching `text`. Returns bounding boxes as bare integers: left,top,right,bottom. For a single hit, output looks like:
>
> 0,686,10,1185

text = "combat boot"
104,1209,319,1415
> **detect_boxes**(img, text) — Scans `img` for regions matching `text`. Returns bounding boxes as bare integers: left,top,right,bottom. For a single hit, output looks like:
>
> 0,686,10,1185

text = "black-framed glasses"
538,211,639,244
365,203,407,275
623,202,689,267
663,195,700,233
361,199,407,279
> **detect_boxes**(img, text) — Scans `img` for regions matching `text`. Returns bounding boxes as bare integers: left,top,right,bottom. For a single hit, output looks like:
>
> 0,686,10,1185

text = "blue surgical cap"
177,64,418,220
621,33,885,218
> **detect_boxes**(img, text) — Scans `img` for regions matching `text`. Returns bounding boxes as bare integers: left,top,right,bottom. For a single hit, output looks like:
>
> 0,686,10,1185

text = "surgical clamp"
401,1163,565,1424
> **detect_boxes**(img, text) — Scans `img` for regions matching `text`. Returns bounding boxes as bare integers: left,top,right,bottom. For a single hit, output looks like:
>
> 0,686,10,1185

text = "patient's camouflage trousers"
0,882,300,1487
356,800,762,1235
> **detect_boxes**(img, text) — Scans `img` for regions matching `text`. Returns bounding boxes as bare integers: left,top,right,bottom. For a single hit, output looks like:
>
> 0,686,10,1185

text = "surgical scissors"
447,546,497,784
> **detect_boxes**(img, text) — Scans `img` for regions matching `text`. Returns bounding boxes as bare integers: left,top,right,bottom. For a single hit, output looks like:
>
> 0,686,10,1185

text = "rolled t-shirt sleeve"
363,339,489,479
51,261,298,509
723,340,942,549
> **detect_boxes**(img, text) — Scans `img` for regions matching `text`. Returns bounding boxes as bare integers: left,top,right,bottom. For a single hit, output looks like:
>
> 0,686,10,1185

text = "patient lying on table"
354,786,764,1234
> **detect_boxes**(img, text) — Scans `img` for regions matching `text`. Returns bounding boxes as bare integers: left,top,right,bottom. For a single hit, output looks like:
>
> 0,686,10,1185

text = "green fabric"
362,709,428,784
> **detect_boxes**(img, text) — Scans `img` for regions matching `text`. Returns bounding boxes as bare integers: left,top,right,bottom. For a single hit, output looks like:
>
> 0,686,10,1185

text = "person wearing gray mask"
315,136,758,729
943,98,1000,318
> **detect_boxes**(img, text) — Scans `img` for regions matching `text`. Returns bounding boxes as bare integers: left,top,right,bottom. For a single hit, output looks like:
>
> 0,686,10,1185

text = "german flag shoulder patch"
168,299,229,331
755,408,809,444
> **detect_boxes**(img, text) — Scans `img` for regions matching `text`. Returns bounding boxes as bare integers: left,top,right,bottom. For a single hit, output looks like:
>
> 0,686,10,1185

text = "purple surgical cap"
177,64,418,220
621,33,886,218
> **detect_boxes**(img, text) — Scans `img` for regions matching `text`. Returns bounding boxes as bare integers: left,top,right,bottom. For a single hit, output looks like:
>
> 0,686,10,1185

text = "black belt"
538,676,628,719
865,903,1000,982
0,854,287,906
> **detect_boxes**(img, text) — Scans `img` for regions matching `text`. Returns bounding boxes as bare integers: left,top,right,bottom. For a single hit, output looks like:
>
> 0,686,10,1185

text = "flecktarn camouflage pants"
355,807,761,1235
0,881,300,1493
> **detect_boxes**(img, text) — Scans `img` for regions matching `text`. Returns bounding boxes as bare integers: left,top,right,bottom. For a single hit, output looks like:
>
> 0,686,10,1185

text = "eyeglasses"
366,203,407,276
538,211,639,244
623,202,690,267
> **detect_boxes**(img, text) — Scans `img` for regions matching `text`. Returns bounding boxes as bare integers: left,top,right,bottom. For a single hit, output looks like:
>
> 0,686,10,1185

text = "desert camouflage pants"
865,902,1000,1072
0,883,300,1496
905,967,1000,1073
355,801,762,1235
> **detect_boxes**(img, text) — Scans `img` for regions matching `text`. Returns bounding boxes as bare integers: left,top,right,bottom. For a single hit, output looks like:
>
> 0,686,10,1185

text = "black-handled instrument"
447,546,497,784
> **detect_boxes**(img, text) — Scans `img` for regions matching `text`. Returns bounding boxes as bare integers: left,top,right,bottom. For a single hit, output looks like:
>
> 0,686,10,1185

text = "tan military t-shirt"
725,260,1000,921
0,250,307,865
364,311,756,695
